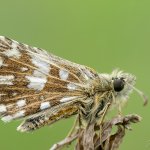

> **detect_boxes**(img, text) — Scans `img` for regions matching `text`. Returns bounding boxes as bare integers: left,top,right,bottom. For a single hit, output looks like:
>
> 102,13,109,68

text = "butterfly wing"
0,36,98,130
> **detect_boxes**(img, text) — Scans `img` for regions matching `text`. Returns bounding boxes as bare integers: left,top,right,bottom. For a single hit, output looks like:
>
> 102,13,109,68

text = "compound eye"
113,78,125,92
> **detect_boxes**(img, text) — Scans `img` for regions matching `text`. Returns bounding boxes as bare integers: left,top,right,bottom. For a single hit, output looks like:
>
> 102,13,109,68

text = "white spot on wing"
1,115,13,122
40,102,50,110
30,55,50,75
21,67,28,72
0,75,14,85
84,74,89,80
0,36,5,40
60,96,77,103
13,110,25,119
0,57,4,67
0,104,7,113
27,54,50,91
17,99,26,107
3,42,21,58
26,76,47,91
33,70,45,78
59,69,69,80
67,83,77,90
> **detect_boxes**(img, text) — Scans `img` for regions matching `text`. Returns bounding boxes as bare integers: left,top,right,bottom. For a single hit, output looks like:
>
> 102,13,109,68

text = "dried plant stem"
50,114,141,150
50,132,79,150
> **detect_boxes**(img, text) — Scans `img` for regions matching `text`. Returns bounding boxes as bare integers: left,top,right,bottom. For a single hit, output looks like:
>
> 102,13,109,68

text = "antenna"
127,83,148,106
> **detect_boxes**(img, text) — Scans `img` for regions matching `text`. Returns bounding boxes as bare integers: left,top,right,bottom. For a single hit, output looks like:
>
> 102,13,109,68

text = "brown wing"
0,36,98,127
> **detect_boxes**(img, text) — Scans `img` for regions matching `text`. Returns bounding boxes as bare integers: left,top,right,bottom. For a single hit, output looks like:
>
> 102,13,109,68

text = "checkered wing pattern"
0,36,98,131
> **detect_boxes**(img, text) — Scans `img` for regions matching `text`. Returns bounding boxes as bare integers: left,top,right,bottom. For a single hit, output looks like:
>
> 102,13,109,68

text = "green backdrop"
0,0,149,150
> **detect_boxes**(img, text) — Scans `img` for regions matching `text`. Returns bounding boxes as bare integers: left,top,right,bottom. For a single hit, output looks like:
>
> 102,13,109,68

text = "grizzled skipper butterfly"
0,36,147,149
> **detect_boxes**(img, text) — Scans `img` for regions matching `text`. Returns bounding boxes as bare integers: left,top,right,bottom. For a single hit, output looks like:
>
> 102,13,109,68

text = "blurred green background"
0,0,149,149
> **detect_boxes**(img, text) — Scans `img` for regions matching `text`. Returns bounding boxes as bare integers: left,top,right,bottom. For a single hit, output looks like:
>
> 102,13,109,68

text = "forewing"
0,36,96,124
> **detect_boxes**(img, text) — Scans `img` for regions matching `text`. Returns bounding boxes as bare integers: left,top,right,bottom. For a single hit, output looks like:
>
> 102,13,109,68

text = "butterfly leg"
112,92,122,116
97,102,111,149
97,102,111,125
67,115,79,137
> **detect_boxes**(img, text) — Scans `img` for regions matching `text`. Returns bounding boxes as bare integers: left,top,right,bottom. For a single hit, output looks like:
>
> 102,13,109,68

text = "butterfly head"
99,69,147,105
111,70,136,100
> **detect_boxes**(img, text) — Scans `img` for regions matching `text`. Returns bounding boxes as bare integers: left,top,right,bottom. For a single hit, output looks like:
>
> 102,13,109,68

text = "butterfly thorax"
79,77,113,127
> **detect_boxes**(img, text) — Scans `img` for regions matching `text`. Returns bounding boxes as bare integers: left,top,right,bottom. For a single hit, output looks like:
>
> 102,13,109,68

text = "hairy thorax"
79,78,113,127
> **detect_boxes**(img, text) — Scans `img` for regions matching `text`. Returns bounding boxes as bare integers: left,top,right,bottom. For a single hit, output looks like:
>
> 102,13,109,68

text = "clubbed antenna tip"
142,94,148,106
131,85,148,106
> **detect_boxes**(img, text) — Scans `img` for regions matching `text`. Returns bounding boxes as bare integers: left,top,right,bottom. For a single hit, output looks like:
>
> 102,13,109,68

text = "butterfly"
0,36,147,147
